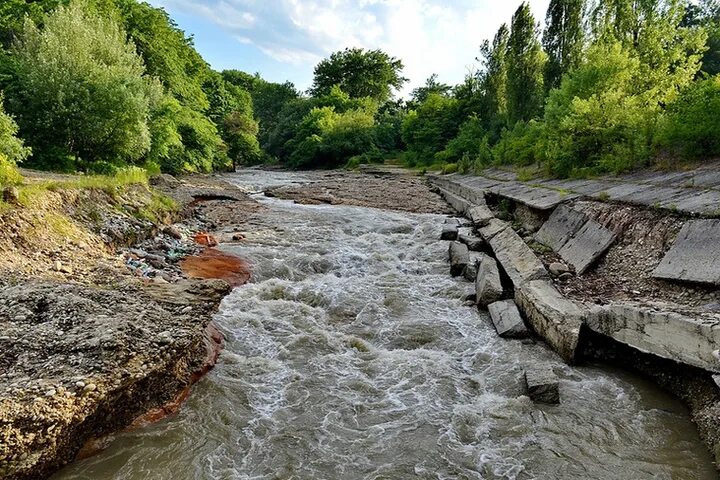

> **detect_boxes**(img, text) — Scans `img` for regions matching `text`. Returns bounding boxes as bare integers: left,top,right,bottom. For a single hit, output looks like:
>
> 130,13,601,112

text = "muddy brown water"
53,171,717,479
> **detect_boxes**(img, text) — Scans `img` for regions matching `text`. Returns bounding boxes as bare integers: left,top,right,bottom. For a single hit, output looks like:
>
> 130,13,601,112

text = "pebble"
44,389,56,397
82,383,97,393
75,381,85,388
181,306,192,313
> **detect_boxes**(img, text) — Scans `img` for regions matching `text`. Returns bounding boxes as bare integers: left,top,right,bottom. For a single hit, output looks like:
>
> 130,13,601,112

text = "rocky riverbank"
0,172,260,479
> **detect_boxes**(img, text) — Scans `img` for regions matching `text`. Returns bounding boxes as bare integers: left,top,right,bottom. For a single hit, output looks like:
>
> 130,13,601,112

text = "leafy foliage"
401,93,459,165
543,0,585,90
310,47,407,102
8,2,161,170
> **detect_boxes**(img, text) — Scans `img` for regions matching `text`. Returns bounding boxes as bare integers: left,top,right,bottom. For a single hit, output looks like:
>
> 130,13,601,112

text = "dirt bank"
0,172,260,479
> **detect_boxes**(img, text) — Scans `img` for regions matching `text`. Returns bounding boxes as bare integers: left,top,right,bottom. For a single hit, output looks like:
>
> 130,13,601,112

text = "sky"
146,0,551,97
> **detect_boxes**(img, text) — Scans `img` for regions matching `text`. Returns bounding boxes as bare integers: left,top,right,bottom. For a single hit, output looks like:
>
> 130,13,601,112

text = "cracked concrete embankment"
430,168,720,465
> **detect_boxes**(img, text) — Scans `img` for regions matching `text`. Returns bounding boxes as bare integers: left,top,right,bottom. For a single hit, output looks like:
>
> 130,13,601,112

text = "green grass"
133,192,179,222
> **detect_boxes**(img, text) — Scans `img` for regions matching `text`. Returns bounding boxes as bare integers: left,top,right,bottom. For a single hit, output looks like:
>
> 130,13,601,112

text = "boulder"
459,233,485,251
548,262,570,277
524,364,560,404
476,255,504,308
487,300,529,338
449,242,470,277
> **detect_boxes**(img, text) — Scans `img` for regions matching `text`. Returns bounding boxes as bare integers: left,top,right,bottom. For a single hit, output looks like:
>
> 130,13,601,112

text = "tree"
409,74,452,107
309,47,407,102
682,0,720,75
401,93,459,165
7,2,161,170
506,3,547,123
543,0,585,90
222,70,298,151
475,23,512,137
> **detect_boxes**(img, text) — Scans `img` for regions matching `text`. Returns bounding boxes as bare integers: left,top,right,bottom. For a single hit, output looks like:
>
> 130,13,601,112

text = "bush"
401,93,459,165
492,120,546,167
658,77,720,159
435,116,489,165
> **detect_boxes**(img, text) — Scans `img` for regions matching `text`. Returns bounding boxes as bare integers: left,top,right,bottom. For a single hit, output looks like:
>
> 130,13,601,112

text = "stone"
558,272,574,282
487,227,548,287
449,242,470,277
478,218,508,241
441,224,459,241
53,260,62,272
444,218,461,225
652,219,720,286
476,255,504,308
163,225,183,240
467,205,495,228
534,205,589,251
487,300,529,338
585,302,720,373
557,219,616,275
515,280,585,363
459,233,485,251
524,365,560,404
548,262,570,277
438,188,472,214
463,252,485,282
3,186,19,204
514,203,547,233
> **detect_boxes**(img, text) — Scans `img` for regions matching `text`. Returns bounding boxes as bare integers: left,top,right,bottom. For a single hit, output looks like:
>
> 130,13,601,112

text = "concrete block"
653,219,720,286
438,187,472,214
478,218,508,242
459,233,485,251
488,300,529,338
463,252,485,282
467,205,495,228
449,241,470,277
476,255,503,308
534,204,588,251
441,224,458,241
524,365,560,404
488,227,548,287
585,303,720,373
515,280,585,363
557,219,616,275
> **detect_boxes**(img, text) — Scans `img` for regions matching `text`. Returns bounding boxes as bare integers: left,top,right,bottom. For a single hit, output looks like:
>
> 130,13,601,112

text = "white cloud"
149,0,550,95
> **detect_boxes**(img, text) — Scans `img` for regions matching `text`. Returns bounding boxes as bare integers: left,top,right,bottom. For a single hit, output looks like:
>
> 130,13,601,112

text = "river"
54,170,717,479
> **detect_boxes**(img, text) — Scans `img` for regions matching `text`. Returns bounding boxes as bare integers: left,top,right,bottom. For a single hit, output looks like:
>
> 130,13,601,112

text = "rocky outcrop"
0,278,230,480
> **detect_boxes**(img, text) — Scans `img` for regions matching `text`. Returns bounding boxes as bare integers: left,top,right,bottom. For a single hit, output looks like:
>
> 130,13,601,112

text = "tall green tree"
7,1,161,170
476,23,511,136
543,0,585,90
506,3,547,123
409,74,452,107
310,48,407,102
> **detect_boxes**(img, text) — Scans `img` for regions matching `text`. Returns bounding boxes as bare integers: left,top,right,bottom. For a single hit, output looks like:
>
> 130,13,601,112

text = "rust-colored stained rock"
180,248,251,287
193,232,218,247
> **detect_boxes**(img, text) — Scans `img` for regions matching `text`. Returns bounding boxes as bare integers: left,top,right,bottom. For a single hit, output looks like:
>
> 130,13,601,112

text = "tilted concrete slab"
437,187,472,215
488,227,548,287
449,242,470,277
467,205,495,227
557,219,616,275
653,220,720,285
478,218,509,242
534,205,588,252
488,300,529,338
476,254,503,308
515,280,585,363
586,303,720,373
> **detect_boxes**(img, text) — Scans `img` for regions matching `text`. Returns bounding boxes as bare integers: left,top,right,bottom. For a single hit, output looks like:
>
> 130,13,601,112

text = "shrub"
401,93,459,165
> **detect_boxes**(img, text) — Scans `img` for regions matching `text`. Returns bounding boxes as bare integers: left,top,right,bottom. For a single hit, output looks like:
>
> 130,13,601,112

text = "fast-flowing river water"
55,171,716,479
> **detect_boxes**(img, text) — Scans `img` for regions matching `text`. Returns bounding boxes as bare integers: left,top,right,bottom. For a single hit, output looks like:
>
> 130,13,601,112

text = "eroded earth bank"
5,168,708,480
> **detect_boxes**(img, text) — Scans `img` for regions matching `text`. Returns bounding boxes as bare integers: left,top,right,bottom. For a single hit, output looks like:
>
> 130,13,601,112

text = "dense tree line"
1,0,720,178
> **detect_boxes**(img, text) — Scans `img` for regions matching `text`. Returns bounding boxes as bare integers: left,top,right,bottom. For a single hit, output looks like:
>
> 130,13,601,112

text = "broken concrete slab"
524,364,560,404
478,218,508,241
463,252,485,282
459,233,485,251
449,242,470,277
557,219,616,275
437,187,473,214
534,205,589,251
653,219,720,285
444,218,461,225
515,280,585,363
441,223,458,241
488,227,548,287
476,255,503,308
585,303,720,373
467,205,495,227
487,300,529,338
